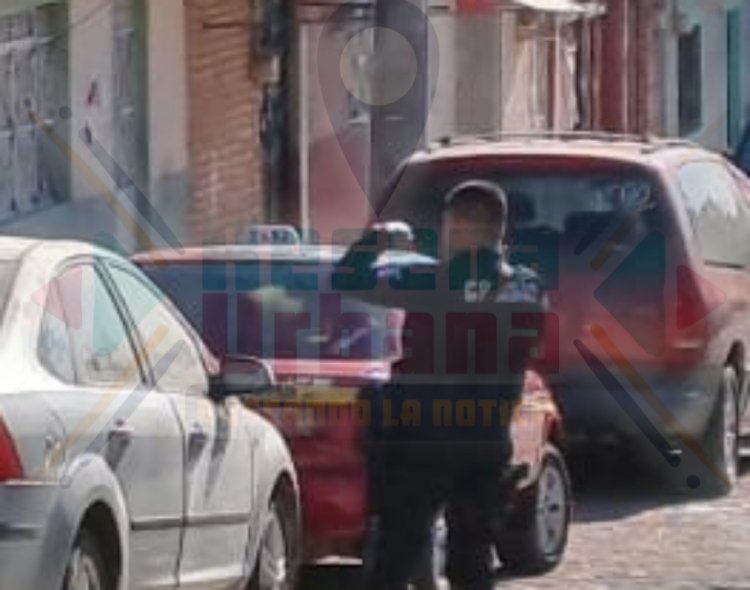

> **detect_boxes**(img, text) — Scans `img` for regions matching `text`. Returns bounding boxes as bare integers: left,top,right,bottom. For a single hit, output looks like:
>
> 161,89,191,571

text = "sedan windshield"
140,260,400,361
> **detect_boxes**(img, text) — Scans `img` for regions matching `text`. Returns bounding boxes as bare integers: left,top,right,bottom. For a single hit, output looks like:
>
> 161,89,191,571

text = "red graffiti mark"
86,80,100,109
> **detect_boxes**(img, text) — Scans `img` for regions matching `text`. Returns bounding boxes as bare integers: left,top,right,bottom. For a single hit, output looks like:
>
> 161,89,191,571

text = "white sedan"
0,238,300,590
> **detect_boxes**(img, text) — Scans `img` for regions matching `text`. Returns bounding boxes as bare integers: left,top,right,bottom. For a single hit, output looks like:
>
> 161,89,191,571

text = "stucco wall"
693,5,728,150
425,0,456,143
146,0,190,247
301,10,372,242
454,11,502,135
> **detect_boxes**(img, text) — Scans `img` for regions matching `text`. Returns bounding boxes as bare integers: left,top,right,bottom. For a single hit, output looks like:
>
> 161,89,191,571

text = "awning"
511,0,605,15
459,0,605,16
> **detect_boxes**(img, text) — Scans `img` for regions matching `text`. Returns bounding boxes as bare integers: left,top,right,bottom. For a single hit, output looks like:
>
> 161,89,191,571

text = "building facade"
2,0,750,250
660,0,750,151
0,0,274,251
290,0,606,243
578,0,665,134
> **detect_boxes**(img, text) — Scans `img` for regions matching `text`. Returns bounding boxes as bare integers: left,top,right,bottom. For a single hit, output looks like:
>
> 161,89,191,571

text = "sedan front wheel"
695,366,740,497
249,494,299,590
63,530,110,590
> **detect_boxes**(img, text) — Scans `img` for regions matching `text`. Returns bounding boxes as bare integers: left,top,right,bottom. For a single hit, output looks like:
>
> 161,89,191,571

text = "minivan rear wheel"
697,366,740,496
495,445,571,575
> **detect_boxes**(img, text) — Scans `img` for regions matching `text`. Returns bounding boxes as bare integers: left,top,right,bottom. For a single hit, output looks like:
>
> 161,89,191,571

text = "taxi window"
141,260,401,361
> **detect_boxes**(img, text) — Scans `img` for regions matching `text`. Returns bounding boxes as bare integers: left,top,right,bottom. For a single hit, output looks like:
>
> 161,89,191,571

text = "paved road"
299,449,750,590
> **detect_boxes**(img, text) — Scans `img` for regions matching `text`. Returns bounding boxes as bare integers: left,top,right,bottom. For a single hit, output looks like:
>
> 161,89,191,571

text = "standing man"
334,180,547,590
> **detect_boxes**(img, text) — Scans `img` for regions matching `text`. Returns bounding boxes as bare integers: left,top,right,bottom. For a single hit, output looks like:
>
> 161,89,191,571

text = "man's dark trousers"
365,433,511,590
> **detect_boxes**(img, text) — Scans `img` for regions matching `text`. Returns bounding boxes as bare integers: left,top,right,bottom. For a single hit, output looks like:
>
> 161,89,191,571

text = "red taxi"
133,242,571,575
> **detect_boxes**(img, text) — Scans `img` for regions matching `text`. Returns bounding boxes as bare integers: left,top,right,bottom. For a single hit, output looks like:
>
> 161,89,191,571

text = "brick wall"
185,0,267,244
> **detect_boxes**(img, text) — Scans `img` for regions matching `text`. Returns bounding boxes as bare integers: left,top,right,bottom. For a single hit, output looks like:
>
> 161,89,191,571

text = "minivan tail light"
675,266,710,331
0,416,23,482
675,264,727,332
666,266,714,369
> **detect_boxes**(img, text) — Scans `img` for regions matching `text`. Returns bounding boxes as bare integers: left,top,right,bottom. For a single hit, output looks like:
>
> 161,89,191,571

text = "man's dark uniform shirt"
334,228,547,590
334,235,547,467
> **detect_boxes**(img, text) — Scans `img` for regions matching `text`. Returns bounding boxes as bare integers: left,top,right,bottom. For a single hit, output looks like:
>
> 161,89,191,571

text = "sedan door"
39,261,184,589
105,262,257,589
172,394,262,589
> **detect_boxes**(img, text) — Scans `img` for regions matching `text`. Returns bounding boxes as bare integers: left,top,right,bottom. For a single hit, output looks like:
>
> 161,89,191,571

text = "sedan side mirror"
209,355,275,401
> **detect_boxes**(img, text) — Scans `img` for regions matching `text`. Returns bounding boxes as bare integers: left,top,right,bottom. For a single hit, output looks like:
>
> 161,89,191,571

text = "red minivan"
134,243,571,576
376,132,750,495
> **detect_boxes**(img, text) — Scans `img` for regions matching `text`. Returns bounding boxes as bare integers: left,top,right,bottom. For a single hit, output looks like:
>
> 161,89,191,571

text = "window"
381,161,664,290
678,25,702,136
0,5,68,221
107,266,208,395
140,260,400,361
55,265,141,388
677,161,750,267
38,279,74,383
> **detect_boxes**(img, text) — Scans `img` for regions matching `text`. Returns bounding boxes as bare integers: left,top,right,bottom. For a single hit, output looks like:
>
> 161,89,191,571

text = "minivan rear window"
380,160,665,287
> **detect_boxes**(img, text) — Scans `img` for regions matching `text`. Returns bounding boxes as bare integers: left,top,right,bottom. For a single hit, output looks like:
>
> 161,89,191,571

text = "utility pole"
370,0,430,214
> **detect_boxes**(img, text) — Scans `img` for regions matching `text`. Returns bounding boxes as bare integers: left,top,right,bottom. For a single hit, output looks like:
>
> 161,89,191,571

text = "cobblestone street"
300,450,750,590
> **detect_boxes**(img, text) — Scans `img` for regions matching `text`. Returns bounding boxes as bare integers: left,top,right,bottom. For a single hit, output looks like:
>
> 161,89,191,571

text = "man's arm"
332,225,439,311
332,227,389,304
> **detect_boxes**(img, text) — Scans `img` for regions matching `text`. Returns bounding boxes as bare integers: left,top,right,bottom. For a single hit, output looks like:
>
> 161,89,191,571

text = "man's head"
441,180,508,259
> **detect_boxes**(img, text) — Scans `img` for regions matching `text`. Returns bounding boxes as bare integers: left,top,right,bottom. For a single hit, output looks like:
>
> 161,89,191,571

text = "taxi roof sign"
246,225,301,246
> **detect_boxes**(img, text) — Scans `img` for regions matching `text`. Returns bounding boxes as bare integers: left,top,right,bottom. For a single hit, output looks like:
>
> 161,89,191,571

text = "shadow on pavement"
566,444,749,524
298,563,363,590
297,446,750,589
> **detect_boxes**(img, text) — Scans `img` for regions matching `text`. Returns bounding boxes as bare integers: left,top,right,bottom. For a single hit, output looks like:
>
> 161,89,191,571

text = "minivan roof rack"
429,131,701,152
640,137,701,152
493,130,651,142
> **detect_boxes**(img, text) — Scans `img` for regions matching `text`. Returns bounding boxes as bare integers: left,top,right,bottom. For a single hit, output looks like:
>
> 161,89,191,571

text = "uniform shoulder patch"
376,265,402,280
495,264,543,303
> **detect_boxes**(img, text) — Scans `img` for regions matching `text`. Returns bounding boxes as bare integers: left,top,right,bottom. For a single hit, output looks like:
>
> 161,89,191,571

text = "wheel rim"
66,547,103,590
259,509,289,590
535,461,568,557
431,513,448,580
723,385,739,484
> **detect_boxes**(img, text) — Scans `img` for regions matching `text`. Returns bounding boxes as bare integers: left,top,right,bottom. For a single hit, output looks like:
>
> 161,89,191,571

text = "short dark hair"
443,180,508,241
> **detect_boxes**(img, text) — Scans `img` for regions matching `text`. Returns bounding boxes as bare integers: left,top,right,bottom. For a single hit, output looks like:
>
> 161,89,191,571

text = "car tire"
495,444,571,576
249,494,299,590
63,529,111,590
409,512,447,590
695,366,740,497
